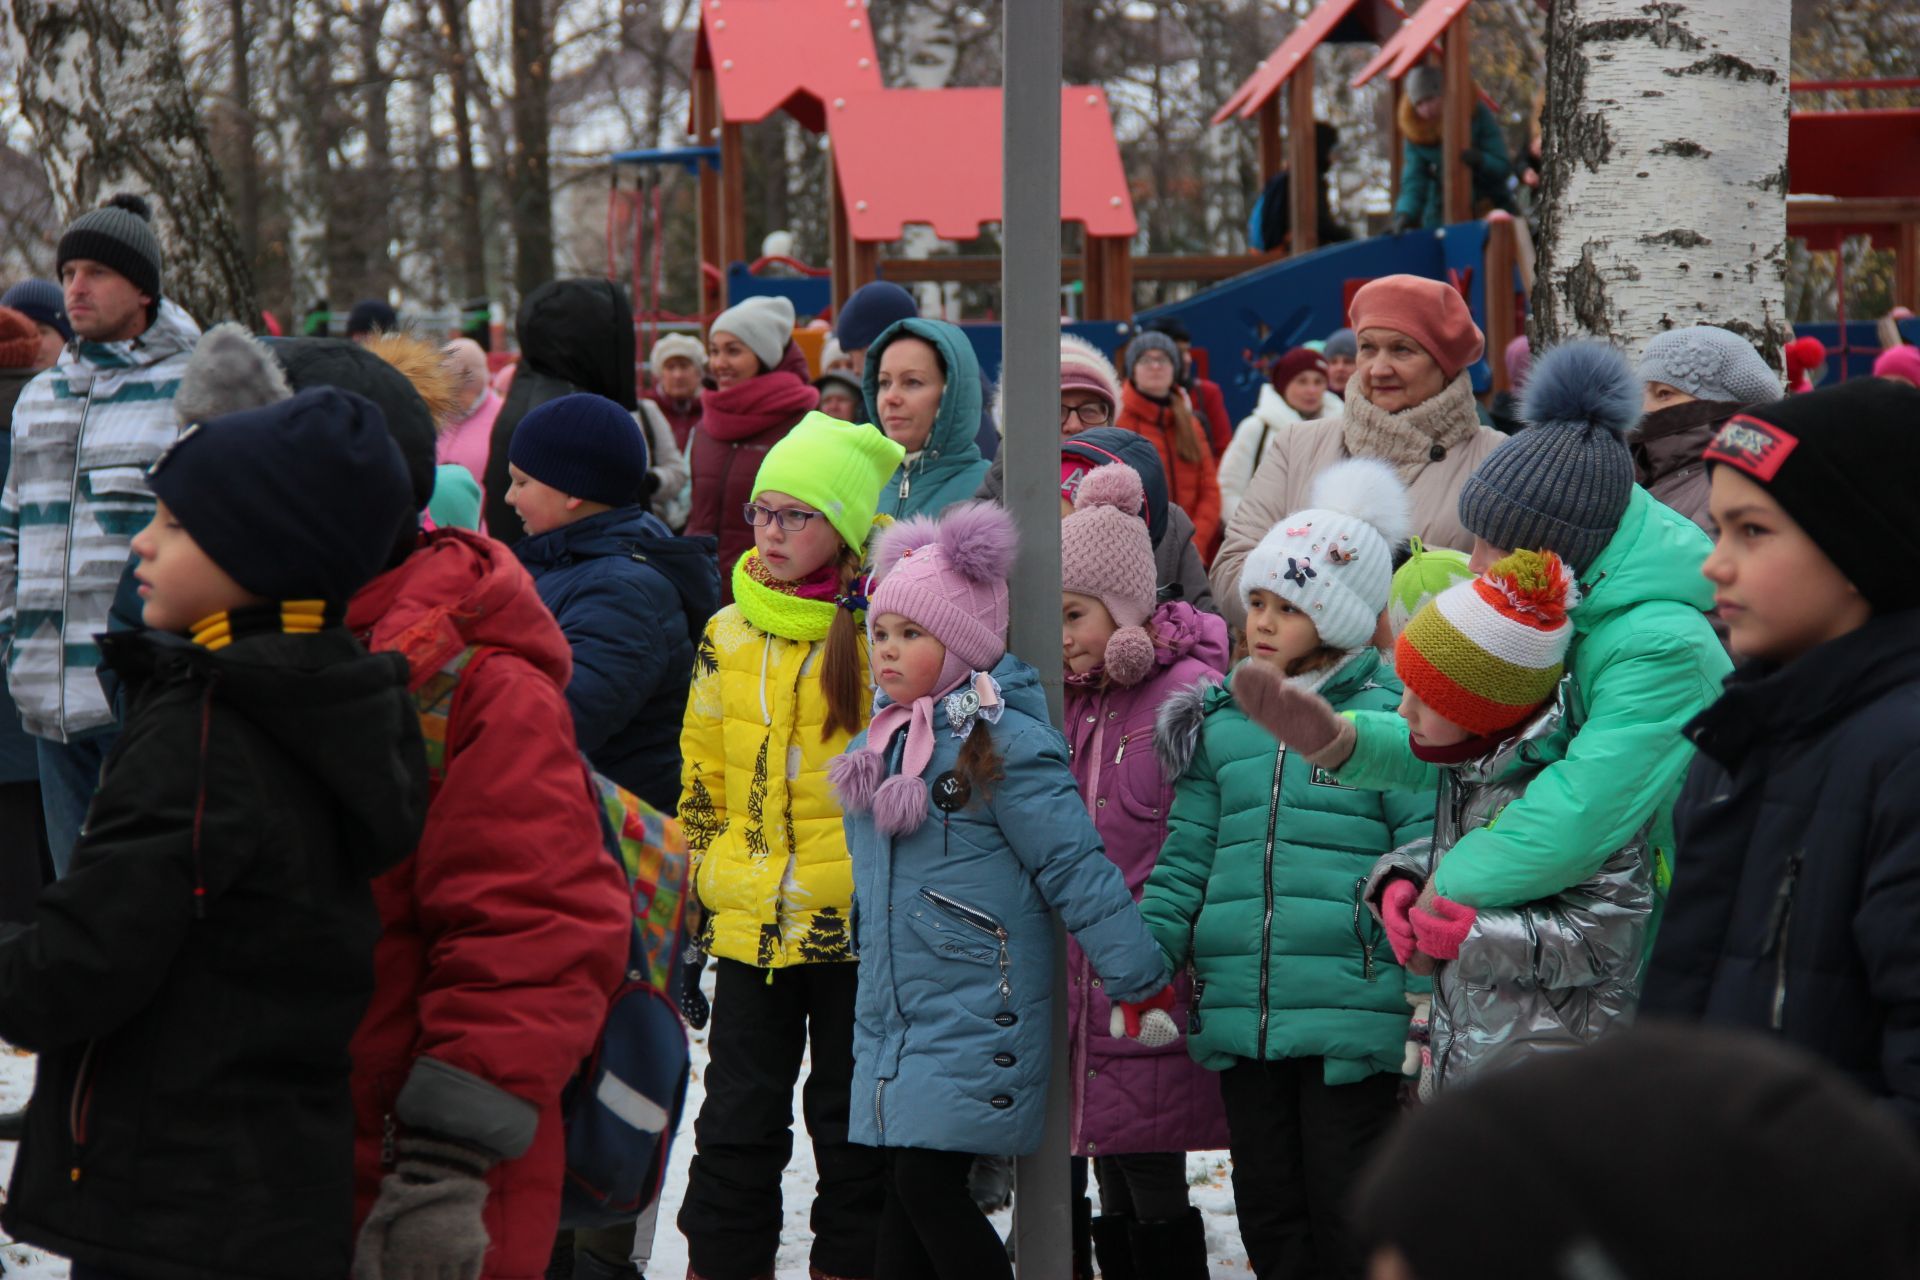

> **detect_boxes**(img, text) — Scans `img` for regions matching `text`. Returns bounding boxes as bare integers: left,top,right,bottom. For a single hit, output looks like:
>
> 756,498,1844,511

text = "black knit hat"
149,387,415,605
346,298,397,338
1705,378,1920,612
270,338,438,511
57,194,162,305
1354,1025,1920,1279
508,392,650,506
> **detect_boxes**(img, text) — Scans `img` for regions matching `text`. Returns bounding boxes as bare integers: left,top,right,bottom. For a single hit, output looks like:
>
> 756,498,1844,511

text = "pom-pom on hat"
1396,549,1579,737
174,323,293,425
1872,344,1920,386
1349,275,1485,381
1387,537,1477,639
1638,326,1779,406
1242,457,1411,651
57,193,162,306
509,392,652,507
1061,464,1158,685
1458,340,1639,573
868,501,1019,676
751,410,906,553
346,299,397,338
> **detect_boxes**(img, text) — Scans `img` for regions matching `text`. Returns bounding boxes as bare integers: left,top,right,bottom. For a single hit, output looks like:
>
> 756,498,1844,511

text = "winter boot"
573,1247,641,1280
1089,1213,1138,1280
1072,1194,1095,1280
1127,1207,1209,1280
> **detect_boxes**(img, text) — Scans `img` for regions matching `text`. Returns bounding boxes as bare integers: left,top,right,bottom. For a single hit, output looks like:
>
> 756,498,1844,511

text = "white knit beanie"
1241,458,1412,651
649,332,706,371
709,295,795,371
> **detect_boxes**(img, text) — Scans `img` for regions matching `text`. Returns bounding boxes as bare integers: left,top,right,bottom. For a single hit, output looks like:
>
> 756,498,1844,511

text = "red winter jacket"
347,530,631,1280
686,342,819,598
1192,375,1234,458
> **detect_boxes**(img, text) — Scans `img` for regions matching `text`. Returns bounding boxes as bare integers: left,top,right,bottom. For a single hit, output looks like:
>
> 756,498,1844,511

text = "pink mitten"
1109,985,1181,1047
1378,877,1420,967
1229,662,1355,765
1409,896,1478,961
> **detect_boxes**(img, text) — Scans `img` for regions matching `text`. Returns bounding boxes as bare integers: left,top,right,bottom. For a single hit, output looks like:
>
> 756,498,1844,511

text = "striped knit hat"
1395,550,1579,736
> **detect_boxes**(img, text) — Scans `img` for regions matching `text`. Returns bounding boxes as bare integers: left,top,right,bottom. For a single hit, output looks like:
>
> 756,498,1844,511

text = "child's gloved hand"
1409,895,1477,961
1110,984,1181,1047
1378,877,1421,967
1230,662,1356,767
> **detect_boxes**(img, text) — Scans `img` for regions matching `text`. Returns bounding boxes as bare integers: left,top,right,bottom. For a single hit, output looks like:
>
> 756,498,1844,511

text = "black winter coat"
1642,612,1920,1130
0,624,429,1280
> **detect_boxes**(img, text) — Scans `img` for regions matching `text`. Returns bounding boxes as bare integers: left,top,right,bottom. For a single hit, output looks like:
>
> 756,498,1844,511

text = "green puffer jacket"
1337,485,1731,909
1141,650,1434,1083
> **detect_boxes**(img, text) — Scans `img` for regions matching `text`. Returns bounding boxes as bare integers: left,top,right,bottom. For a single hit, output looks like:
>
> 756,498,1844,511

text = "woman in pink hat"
1210,275,1505,631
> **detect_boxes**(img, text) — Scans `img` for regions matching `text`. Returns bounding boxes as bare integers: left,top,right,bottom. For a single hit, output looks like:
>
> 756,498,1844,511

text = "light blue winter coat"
860,318,989,522
844,653,1169,1156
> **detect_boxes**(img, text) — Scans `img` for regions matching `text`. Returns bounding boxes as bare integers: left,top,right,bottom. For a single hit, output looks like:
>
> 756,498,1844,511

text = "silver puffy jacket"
1364,687,1655,1096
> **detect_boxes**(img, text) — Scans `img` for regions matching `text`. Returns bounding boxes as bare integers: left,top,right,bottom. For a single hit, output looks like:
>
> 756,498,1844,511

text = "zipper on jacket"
1114,732,1130,765
381,1111,398,1169
922,888,1013,1004
1351,876,1377,981
56,386,96,733
1186,918,1204,1034
1257,749,1285,1059
1765,851,1803,1032
874,1078,886,1138
67,1039,98,1181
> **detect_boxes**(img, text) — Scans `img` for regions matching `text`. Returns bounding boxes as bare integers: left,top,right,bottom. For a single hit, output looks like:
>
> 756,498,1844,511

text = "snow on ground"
0,988,1254,1279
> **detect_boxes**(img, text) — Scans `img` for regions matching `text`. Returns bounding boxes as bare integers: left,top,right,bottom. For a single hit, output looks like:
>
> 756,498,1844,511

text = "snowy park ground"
0,1001,1255,1278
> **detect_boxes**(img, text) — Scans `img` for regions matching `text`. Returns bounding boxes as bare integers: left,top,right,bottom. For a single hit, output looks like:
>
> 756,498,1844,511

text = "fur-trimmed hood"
365,332,461,431
1154,672,1225,783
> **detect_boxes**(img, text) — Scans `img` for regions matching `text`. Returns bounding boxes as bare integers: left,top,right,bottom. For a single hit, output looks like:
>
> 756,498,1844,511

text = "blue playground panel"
727,264,833,316
1795,318,1920,387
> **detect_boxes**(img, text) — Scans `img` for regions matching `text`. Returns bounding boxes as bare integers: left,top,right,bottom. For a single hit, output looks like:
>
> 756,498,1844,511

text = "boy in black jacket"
0,386,430,1280
1642,378,1920,1131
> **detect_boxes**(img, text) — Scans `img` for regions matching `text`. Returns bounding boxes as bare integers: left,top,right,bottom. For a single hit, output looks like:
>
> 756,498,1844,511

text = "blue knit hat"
834,281,917,352
0,280,71,343
346,299,397,338
147,386,414,604
508,392,651,507
1458,341,1639,574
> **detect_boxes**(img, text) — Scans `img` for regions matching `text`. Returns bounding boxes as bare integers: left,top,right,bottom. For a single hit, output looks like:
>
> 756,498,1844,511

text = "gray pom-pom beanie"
1457,341,1639,573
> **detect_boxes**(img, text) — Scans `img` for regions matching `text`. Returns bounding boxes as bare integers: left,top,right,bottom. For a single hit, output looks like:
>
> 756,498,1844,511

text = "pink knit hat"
1873,344,1920,386
867,501,1018,674
1061,464,1158,685
1350,275,1485,381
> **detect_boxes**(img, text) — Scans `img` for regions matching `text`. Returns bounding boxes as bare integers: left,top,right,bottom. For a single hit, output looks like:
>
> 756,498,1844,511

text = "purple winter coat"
1064,601,1234,1157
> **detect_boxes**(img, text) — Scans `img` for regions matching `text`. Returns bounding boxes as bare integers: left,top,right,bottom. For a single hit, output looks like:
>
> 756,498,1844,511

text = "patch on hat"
1704,413,1798,482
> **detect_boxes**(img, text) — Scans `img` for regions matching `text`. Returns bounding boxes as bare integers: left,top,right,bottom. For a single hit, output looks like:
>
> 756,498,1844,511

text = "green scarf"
732,551,842,642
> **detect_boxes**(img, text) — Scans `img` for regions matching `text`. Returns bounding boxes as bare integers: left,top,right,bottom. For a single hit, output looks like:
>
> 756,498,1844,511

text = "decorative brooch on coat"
945,671,1006,737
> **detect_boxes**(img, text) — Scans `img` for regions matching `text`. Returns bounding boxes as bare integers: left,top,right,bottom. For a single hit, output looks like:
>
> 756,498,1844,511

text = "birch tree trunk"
1532,0,1791,365
6,0,260,326
272,0,334,321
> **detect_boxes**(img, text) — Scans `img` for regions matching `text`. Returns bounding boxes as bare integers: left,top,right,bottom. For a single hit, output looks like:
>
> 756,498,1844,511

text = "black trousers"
1093,1150,1192,1221
677,958,881,1280
1219,1057,1401,1280
873,1147,1012,1280
0,779,50,925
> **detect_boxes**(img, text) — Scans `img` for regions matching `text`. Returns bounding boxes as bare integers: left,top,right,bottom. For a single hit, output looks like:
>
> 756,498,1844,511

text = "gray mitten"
352,1136,493,1280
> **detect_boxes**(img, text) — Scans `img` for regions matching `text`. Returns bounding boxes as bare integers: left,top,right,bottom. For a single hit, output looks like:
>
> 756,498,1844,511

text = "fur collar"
1341,370,1484,483
1154,674,1222,783
1399,95,1442,147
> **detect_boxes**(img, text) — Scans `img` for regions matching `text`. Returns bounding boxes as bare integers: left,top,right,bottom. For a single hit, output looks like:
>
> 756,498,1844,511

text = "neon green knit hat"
1387,537,1476,638
751,411,905,552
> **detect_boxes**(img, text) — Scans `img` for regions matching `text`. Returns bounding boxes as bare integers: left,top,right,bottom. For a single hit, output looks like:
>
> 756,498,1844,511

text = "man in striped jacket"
0,194,198,873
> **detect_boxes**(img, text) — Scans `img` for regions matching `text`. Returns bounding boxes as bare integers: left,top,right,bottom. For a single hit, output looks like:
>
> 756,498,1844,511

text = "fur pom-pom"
1073,462,1144,518
872,774,930,836
933,501,1019,585
367,332,461,429
106,192,155,222
871,514,943,585
1306,457,1412,546
1521,340,1640,440
829,750,885,813
1103,625,1156,687
175,323,293,426
1485,549,1581,623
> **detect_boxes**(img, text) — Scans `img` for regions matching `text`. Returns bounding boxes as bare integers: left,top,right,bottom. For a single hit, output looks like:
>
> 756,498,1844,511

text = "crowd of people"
0,189,1916,1280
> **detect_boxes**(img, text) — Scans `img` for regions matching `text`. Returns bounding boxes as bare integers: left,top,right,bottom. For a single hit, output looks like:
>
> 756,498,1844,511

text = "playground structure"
605,0,1920,412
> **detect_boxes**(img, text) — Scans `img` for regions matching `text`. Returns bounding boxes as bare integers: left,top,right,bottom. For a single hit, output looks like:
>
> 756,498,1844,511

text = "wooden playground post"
829,161,852,310
1900,220,1920,311
693,63,723,316
1258,96,1285,186
1288,54,1318,254
720,120,748,279
1484,212,1517,392
1441,9,1474,225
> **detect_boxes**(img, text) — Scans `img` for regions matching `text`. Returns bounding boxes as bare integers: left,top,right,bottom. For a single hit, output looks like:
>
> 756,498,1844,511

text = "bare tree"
509,0,554,294
438,0,488,301
6,0,259,325
1531,0,1792,363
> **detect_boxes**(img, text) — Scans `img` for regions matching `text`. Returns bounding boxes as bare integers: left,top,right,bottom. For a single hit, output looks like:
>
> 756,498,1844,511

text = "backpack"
412,645,692,1228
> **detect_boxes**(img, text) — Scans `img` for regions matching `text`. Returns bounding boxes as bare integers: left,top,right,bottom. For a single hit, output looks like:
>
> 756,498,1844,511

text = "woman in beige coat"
1210,275,1504,628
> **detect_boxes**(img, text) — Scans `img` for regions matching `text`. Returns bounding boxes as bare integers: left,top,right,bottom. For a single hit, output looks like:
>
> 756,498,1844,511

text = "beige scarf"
1340,370,1484,485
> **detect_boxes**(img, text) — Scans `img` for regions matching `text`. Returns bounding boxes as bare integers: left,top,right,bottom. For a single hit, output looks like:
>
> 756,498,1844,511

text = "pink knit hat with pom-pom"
1061,464,1158,685
867,501,1018,674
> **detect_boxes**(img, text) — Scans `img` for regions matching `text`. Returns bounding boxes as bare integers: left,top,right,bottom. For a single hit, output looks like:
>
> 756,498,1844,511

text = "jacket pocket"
905,889,1001,966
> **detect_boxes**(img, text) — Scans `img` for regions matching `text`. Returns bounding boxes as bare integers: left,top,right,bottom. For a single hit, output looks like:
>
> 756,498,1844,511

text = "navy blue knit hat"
0,280,71,343
834,281,917,352
148,386,415,604
1458,341,1640,574
508,392,651,506
346,298,398,338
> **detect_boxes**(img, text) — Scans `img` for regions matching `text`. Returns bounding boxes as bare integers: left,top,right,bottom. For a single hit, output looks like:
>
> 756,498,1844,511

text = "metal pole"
1003,2,1067,1278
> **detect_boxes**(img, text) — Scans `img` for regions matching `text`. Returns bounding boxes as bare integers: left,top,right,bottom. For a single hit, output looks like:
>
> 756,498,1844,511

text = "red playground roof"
693,0,882,131
1353,0,1470,87
1213,0,1408,125
1789,110,1920,200
827,87,1138,242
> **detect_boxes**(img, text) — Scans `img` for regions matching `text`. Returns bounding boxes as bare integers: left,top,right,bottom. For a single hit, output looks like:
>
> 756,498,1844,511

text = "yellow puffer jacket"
679,604,864,968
